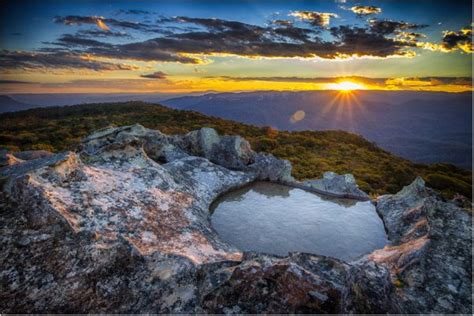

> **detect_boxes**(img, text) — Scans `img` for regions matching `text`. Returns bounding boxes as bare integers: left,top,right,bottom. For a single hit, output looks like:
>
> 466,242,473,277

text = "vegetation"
0,101,471,199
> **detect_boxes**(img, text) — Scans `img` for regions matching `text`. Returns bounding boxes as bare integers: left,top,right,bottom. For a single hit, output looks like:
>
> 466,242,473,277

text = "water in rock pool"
210,182,388,261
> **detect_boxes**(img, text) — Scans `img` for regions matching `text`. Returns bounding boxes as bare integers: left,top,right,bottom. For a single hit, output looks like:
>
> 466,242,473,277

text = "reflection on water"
210,182,388,261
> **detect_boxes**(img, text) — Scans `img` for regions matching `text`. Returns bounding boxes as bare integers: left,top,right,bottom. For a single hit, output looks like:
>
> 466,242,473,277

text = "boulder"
182,128,255,169
303,171,370,200
369,177,472,313
248,153,293,182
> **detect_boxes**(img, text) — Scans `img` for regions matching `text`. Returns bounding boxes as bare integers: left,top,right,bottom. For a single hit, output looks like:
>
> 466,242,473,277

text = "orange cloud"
289,11,338,27
351,6,382,16
96,19,110,31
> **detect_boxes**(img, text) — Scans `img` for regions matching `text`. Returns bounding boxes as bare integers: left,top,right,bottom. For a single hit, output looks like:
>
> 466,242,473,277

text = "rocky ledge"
0,124,471,313
301,171,370,200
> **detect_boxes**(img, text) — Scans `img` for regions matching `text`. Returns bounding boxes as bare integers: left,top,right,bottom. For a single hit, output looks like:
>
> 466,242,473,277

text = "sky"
0,0,472,94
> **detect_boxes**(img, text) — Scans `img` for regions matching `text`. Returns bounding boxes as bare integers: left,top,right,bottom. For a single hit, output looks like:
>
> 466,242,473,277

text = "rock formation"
302,171,370,200
0,124,471,313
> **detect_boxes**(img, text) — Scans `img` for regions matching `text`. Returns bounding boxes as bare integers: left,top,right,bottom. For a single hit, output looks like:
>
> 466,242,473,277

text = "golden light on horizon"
328,81,365,92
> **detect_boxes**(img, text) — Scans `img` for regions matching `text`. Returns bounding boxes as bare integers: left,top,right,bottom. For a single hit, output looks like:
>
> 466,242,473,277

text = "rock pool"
210,182,388,261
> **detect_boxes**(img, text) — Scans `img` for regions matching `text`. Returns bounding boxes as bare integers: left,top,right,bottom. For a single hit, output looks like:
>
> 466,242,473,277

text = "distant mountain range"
1,91,471,168
162,91,472,169
0,95,37,113
0,92,215,111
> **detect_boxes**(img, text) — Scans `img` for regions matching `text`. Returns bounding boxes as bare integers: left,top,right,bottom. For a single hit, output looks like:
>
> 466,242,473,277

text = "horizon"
1,0,472,94
4,88,474,96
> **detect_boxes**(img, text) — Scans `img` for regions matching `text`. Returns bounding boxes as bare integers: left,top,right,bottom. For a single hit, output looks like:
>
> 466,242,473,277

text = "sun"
328,81,365,92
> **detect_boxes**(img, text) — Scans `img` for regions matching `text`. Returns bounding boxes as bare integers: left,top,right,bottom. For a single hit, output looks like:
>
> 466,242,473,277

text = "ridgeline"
0,101,471,198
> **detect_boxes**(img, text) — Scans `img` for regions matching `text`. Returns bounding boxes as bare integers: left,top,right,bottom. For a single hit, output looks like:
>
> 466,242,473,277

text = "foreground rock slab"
0,124,471,313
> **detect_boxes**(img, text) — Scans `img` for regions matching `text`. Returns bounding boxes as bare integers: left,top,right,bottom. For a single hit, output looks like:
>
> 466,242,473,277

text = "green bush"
426,174,471,198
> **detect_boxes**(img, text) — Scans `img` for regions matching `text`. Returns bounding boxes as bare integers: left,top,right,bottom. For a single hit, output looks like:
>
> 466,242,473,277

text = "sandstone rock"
0,125,471,313
0,149,53,168
248,153,294,182
197,253,348,313
303,171,370,200
13,150,53,161
451,193,472,211
182,128,255,170
369,177,472,313
0,151,24,167
197,252,402,314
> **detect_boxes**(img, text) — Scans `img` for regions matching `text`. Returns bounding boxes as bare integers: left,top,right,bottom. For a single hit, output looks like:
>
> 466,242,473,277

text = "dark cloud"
440,26,472,53
289,11,338,27
140,71,167,79
0,79,34,84
330,25,417,57
90,39,203,63
77,29,133,39
54,15,195,36
272,20,293,27
10,32,22,36
369,19,428,35
54,15,159,32
351,6,382,16
175,16,265,38
385,76,472,86
39,14,441,65
53,33,113,48
0,50,137,71
272,26,315,43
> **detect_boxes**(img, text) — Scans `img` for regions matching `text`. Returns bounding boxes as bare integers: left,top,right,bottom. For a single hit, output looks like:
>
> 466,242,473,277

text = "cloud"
369,19,427,35
0,50,138,71
207,75,387,84
416,26,472,53
272,20,293,27
54,15,157,32
205,75,472,88
396,32,426,41
0,79,35,84
440,26,472,53
329,25,417,57
44,32,202,63
140,71,167,79
77,29,132,39
89,40,204,64
385,76,472,86
52,33,113,48
38,14,449,66
96,19,110,31
54,15,110,31
289,11,338,27
351,6,382,16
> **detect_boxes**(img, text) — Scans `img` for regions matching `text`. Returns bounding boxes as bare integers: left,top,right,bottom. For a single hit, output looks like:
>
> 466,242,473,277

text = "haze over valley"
162,90,472,168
